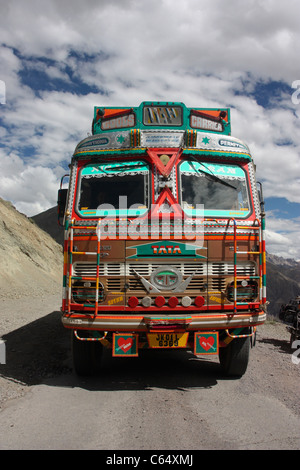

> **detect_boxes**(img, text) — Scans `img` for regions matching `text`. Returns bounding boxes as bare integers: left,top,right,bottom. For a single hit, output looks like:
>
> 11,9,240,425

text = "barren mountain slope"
0,198,63,300
32,205,64,245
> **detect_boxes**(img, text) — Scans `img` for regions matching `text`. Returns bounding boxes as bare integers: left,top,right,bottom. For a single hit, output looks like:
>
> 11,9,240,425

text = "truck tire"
219,336,250,377
71,331,103,376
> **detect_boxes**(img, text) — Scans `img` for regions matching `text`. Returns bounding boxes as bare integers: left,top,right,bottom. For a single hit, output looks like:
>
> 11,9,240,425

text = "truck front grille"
72,261,256,297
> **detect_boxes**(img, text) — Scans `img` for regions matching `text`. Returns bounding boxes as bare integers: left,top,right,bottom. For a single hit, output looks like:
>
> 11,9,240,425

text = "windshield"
77,160,149,217
179,160,251,218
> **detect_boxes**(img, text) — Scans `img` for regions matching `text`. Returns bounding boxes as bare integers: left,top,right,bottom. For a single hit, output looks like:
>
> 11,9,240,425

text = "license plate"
147,332,189,348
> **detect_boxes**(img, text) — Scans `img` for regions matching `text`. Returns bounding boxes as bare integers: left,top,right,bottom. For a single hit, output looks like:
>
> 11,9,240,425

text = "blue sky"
0,0,300,260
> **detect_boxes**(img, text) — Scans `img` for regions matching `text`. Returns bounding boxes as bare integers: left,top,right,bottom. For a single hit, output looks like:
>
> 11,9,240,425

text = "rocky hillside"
266,254,300,316
0,198,63,300
32,206,64,245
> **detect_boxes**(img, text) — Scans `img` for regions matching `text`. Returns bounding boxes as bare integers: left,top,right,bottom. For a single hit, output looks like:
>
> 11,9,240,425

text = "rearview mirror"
257,181,265,215
57,188,67,226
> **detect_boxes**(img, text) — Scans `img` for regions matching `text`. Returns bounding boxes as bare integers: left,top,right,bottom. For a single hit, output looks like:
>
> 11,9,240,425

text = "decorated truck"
58,101,267,377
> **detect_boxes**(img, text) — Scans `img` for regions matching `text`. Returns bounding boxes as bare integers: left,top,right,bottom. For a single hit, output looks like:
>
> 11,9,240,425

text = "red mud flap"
112,333,139,357
194,332,219,355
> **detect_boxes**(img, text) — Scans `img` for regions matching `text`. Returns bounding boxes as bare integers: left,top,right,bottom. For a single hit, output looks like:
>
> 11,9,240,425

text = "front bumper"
62,309,266,332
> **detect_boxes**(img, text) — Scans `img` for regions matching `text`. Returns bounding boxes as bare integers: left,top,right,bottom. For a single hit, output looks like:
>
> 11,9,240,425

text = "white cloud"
0,150,61,215
265,214,300,260
1,0,300,81
0,0,300,257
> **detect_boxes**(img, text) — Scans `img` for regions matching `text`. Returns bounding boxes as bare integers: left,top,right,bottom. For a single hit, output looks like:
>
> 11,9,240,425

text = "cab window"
179,160,251,218
77,160,149,217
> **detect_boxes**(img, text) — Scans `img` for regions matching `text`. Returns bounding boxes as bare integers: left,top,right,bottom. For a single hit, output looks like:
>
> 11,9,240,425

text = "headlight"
226,280,258,302
72,280,105,304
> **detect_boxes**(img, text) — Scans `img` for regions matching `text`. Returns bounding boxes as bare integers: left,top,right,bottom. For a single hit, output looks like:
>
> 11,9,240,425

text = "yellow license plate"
147,332,189,348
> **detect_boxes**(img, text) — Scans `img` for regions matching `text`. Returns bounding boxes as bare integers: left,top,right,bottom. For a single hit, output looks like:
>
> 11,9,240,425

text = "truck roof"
93,101,231,135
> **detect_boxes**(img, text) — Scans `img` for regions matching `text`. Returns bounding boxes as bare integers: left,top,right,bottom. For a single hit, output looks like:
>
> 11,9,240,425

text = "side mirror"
57,188,68,226
57,173,69,226
257,181,265,214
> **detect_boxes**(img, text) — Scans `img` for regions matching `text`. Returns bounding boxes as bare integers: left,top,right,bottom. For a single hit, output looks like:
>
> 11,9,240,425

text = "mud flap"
112,333,139,357
194,331,219,355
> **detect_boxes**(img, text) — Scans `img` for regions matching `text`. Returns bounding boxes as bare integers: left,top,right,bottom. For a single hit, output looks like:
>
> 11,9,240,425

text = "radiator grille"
72,261,256,295
73,261,255,277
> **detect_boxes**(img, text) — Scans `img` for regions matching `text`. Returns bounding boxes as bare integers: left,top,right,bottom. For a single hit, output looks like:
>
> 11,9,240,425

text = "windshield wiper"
188,157,237,191
103,163,147,174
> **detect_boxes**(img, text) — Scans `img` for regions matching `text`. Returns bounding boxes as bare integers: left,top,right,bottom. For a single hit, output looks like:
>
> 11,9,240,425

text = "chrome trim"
62,311,266,331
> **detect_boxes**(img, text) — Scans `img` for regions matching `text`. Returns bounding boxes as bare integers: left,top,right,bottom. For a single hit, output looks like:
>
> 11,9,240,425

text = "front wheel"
219,336,250,377
71,331,103,376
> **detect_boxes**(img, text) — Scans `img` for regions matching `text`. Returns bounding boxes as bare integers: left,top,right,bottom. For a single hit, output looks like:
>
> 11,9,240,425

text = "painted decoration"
194,332,219,355
112,333,139,357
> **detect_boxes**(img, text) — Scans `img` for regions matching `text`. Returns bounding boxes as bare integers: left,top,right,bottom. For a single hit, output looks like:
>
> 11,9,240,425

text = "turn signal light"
168,296,179,308
195,296,205,307
155,296,166,307
128,296,139,308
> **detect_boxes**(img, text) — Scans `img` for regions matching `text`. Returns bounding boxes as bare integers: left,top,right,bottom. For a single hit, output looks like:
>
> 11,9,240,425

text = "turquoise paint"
93,101,231,135
180,160,246,178
81,160,149,177
126,241,206,259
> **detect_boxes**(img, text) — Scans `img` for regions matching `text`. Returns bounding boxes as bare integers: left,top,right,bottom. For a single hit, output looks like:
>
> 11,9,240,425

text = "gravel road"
0,294,299,450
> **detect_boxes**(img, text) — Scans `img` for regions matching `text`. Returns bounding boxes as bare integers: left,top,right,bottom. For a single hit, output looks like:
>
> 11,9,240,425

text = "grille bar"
73,261,255,277
72,261,256,296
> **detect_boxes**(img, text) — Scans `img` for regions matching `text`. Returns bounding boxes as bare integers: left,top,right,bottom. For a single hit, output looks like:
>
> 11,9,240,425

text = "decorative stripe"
62,218,69,312
260,215,267,304
185,129,197,147
73,146,251,161
94,220,101,317
68,220,74,313
130,128,141,147
225,327,256,339
74,147,147,158
183,148,251,161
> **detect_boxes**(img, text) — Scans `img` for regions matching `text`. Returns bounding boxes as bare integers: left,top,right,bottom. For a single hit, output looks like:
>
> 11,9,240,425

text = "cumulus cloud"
0,0,299,256
0,150,60,215
265,214,300,260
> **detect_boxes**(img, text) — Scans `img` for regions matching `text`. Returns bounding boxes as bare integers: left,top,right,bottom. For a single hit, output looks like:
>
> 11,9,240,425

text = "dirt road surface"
0,294,299,451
